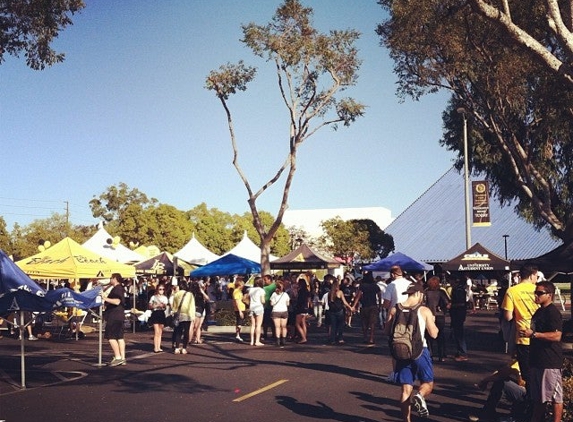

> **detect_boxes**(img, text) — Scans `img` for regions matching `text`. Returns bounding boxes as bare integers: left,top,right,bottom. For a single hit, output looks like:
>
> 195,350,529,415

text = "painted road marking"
233,379,289,403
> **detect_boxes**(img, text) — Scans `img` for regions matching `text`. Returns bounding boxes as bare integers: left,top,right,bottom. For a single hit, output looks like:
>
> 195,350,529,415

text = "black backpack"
389,303,423,361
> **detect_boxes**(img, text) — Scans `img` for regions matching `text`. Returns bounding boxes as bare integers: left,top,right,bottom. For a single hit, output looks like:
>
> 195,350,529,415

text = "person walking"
502,265,539,391
450,276,469,361
148,283,168,353
385,283,439,421
102,273,127,366
382,266,411,319
171,281,195,354
327,278,354,345
352,271,380,344
521,281,563,422
270,280,290,347
425,276,450,362
190,280,210,345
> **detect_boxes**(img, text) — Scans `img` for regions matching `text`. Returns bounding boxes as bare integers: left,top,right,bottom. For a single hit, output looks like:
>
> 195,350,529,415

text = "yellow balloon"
38,245,45,252
44,240,51,248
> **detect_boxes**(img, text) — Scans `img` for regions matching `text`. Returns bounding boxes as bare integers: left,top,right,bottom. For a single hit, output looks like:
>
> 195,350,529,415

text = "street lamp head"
456,107,467,115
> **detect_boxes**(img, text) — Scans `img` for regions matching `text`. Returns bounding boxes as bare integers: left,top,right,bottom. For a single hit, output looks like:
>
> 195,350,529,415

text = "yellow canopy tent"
16,237,135,279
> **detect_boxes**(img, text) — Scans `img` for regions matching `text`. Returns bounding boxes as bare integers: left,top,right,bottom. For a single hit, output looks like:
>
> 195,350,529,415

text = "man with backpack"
385,282,439,421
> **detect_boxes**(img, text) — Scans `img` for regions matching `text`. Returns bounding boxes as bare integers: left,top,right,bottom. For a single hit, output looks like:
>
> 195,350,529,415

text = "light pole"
457,107,471,250
503,234,509,259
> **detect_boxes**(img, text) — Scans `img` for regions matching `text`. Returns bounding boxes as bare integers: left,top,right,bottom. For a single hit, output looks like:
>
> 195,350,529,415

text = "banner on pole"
472,181,491,227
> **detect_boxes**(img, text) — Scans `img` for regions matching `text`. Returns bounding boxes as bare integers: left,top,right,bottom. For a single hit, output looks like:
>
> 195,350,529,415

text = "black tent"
441,243,510,272
512,242,573,274
270,243,340,270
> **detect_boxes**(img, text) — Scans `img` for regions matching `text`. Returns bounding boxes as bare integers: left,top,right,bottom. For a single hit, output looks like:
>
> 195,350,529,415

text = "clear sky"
0,0,454,230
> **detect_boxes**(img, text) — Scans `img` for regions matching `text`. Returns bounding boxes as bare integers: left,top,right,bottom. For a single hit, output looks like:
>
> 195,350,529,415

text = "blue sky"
0,0,454,230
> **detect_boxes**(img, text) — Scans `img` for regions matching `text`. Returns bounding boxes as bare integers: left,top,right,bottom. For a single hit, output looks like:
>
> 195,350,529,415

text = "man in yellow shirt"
501,265,539,392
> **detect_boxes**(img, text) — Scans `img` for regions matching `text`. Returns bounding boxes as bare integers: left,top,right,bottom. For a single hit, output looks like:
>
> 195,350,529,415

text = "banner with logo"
472,181,491,227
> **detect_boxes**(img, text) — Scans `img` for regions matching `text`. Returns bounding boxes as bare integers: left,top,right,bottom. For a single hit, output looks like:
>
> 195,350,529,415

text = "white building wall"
282,207,394,239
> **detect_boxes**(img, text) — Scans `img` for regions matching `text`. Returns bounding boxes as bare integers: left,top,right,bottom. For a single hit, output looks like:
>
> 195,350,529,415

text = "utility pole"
457,107,471,250
64,201,69,236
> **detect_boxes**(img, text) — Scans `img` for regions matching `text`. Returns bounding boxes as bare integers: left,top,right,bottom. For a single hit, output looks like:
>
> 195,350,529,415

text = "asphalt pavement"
0,309,558,422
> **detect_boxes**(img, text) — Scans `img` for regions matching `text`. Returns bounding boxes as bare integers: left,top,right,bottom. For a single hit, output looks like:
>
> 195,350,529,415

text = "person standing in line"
424,276,450,362
171,281,195,354
248,276,266,346
385,283,439,421
148,283,168,353
102,273,127,366
232,277,246,343
502,265,539,392
352,271,380,344
521,281,563,422
270,280,290,347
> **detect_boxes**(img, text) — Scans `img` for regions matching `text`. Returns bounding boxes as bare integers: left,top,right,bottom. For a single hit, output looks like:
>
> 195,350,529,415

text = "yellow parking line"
233,379,289,402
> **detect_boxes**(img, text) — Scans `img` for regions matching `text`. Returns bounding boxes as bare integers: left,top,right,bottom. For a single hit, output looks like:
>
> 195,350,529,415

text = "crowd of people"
2,262,565,422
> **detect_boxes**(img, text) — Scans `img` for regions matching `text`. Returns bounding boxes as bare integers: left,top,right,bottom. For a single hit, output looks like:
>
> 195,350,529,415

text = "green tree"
233,211,291,257
89,183,157,223
144,204,193,253
1,0,85,70
187,203,235,255
320,217,394,265
205,0,365,273
8,213,91,259
378,1,573,242
0,216,11,252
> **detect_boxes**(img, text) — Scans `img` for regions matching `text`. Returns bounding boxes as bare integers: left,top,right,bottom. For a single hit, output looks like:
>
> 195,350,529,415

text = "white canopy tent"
224,231,278,263
173,233,220,266
82,225,145,264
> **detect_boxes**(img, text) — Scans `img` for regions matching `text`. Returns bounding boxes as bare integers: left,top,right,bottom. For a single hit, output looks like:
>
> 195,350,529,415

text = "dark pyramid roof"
271,243,340,270
384,167,561,263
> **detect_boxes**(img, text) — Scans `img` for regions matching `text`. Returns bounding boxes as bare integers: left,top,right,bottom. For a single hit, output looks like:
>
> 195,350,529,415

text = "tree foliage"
8,213,94,260
469,0,573,86
0,216,11,252
205,0,365,272
89,182,157,223
0,0,85,70
320,217,393,265
378,0,573,242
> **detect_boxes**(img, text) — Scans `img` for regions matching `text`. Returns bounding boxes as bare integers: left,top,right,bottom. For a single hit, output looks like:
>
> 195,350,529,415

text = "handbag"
172,291,188,327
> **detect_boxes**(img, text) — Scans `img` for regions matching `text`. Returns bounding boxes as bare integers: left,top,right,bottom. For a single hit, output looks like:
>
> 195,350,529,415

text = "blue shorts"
395,348,434,385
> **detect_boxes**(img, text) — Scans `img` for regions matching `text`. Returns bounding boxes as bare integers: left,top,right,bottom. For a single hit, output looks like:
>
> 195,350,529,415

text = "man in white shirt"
382,265,412,313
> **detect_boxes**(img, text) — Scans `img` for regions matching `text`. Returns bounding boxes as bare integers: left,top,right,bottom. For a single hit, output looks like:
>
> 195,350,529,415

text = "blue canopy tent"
363,252,432,273
190,253,261,277
0,249,103,388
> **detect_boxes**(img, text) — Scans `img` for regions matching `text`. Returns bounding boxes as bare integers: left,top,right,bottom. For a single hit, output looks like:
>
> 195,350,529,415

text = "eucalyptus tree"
1,0,84,69
378,0,573,242
205,0,365,272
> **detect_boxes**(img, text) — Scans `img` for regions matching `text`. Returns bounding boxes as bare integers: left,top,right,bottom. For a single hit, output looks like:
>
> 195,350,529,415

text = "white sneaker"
235,336,244,342
28,335,38,341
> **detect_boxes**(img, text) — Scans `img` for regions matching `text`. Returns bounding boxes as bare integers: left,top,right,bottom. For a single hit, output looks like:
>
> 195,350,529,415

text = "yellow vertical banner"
472,181,491,227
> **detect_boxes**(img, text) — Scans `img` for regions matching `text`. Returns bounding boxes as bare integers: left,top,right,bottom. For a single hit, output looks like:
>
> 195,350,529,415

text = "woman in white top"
248,277,266,346
270,280,290,347
148,283,169,353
